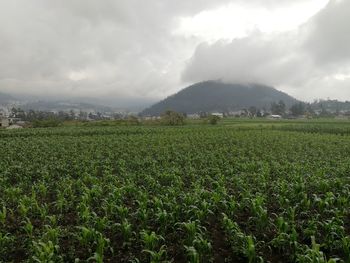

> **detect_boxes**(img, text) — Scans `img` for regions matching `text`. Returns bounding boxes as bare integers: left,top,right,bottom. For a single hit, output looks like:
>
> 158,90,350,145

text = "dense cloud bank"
0,0,349,103
183,0,350,101
1,0,233,100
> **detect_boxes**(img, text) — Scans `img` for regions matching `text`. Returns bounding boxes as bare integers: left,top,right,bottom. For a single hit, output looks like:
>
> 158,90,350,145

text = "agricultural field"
1,120,350,262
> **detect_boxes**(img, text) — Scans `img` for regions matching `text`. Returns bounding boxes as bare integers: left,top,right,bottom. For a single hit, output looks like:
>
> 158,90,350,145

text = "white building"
268,114,282,119
211,112,224,118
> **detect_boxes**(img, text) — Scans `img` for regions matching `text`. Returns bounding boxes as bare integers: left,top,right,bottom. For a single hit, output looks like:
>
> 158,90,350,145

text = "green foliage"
207,115,220,125
143,245,168,263
32,118,62,128
1,120,350,262
0,232,14,257
0,206,6,225
160,110,185,126
296,236,339,263
32,241,60,262
271,100,286,115
140,230,164,251
184,246,200,263
290,102,306,116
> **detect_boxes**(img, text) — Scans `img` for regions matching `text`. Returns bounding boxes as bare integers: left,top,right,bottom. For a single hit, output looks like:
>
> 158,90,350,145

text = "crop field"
1,120,350,262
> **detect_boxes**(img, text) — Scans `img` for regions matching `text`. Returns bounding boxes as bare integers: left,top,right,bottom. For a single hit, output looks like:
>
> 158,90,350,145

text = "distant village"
1,99,350,129
0,105,136,129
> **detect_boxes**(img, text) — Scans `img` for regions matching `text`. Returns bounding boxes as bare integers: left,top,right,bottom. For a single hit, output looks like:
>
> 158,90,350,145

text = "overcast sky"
0,0,349,104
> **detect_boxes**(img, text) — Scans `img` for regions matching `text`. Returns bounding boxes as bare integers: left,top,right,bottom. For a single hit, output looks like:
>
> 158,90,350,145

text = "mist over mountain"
0,92,17,104
4,83,350,116
141,81,299,116
311,99,350,112
0,91,153,112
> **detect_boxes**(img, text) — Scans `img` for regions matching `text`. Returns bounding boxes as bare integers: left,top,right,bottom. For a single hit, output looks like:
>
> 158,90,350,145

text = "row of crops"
1,122,350,262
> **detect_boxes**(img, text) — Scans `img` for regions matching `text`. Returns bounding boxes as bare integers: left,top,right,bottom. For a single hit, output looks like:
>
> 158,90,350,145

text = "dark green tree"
161,110,185,126
248,106,257,117
290,102,306,116
271,100,286,115
256,110,263,118
208,115,220,125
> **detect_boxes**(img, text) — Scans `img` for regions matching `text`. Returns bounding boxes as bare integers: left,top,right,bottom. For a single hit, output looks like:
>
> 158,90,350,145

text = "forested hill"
141,81,299,116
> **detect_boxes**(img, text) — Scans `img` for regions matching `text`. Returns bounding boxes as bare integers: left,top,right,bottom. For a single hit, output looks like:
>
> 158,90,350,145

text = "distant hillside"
0,92,16,104
20,100,113,112
311,99,350,112
141,81,299,116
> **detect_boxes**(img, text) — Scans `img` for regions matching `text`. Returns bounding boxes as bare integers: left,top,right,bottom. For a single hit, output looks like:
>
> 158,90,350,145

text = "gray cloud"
303,0,350,65
183,0,350,101
0,0,348,104
182,32,311,86
1,0,226,100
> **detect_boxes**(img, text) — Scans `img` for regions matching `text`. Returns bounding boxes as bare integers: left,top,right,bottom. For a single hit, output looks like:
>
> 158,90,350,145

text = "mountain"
310,99,350,112
0,92,17,104
0,92,152,112
141,81,299,116
20,100,113,113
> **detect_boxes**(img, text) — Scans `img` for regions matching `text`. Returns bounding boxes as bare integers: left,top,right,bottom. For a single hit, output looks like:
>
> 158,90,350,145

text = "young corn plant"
32,240,61,263
192,234,212,262
77,203,92,224
246,235,256,263
271,216,290,252
42,225,60,245
303,217,319,239
55,192,68,213
94,215,110,233
155,209,170,233
143,245,168,263
18,198,30,217
0,232,14,256
77,226,96,247
136,208,149,229
140,230,165,251
116,205,129,222
180,220,203,246
22,217,34,238
318,217,345,251
222,213,246,255
250,196,268,231
184,246,200,263
271,216,299,257
115,219,134,247
222,198,238,218
88,233,111,263
244,235,264,263
296,236,339,263
341,236,350,262
0,206,6,225
38,204,49,221
289,226,299,255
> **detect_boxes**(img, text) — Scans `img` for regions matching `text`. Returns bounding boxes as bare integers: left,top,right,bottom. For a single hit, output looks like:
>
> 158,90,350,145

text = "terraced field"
1,121,350,262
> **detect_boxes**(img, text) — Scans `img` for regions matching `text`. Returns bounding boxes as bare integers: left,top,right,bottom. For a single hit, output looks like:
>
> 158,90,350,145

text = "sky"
0,0,349,106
